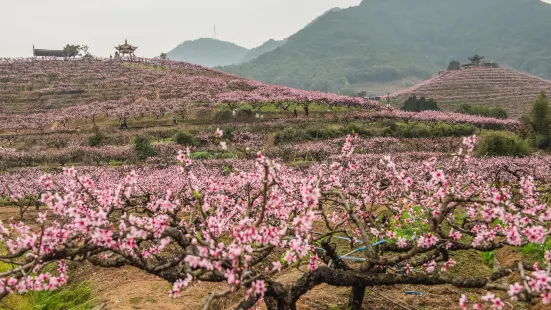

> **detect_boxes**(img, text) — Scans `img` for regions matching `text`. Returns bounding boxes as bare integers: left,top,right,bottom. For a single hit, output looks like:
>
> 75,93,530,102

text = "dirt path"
72,264,237,310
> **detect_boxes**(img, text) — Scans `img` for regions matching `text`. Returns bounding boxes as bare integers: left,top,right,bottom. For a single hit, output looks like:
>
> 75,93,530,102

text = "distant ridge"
168,7,345,70
220,0,551,94
303,7,342,29
240,39,286,63
167,38,249,67
236,7,342,64
390,67,551,118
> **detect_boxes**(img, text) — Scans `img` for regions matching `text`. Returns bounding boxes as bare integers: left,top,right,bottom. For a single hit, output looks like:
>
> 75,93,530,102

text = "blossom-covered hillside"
0,58,375,130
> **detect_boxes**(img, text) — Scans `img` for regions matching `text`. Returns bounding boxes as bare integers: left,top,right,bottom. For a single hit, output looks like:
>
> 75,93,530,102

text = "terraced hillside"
0,59,232,113
390,67,551,118
0,58,373,130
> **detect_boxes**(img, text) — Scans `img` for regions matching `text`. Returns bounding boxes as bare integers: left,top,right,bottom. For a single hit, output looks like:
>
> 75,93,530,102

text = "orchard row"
0,134,550,309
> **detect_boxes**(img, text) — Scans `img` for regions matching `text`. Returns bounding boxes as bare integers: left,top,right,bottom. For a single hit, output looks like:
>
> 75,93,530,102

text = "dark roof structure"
33,47,65,57
115,39,138,54
468,54,485,64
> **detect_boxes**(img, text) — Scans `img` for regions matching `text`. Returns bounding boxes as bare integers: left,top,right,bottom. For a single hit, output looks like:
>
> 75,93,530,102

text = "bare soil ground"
75,264,480,310
72,264,237,310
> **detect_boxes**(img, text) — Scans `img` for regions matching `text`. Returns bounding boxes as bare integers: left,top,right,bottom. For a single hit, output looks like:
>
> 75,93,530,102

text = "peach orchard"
0,129,550,310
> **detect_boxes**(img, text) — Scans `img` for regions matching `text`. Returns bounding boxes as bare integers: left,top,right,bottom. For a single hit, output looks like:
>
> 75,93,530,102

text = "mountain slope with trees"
237,7,342,64
167,38,249,67
240,39,286,63
220,0,551,94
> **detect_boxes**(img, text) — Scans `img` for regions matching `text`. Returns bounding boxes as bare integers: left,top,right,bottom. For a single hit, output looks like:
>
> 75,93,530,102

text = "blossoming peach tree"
1,131,551,310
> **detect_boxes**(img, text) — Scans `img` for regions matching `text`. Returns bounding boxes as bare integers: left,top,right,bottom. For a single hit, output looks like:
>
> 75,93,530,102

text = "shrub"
174,131,196,146
221,126,235,139
133,136,158,160
305,126,340,140
474,132,533,157
492,109,508,119
149,128,174,142
87,133,103,147
529,91,550,136
447,60,461,70
379,119,398,131
214,109,233,121
396,122,432,138
455,103,508,119
526,91,551,149
401,96,439,112
433,122,476,137
345,123,374,136
238,106,253,116
276,127,305,144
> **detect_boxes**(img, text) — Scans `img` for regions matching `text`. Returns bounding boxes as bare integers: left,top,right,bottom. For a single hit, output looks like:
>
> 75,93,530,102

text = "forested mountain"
237,7,342,64
167,38,249,67
240,39,286,63
220,0,551,93
302,7,342,29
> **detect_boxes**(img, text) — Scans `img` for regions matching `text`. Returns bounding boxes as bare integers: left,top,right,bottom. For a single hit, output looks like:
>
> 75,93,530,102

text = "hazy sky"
0,0,361,58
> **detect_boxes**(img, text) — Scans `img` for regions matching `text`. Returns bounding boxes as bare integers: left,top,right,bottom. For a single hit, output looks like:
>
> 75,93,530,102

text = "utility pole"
213,24,217,40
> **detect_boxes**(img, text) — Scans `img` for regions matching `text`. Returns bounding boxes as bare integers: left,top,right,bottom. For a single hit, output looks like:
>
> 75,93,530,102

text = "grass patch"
107,160,125,167
480,251,495,269
1,281,96,310
190,152,238,160
0,198,11,207
520,239,551,263
0,261,95,310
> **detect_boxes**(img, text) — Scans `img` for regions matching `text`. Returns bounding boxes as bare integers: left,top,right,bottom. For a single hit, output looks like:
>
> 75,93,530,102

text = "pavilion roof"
115,39,138,52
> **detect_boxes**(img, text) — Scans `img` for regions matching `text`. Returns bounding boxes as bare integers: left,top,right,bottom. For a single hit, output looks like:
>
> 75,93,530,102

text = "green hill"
240,39,286,63
167,38,249,67
302,7,342,29
237,8,342,64
220,0,551,94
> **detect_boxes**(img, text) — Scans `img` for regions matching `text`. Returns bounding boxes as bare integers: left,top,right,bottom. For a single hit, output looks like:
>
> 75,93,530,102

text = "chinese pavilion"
114,39,138,59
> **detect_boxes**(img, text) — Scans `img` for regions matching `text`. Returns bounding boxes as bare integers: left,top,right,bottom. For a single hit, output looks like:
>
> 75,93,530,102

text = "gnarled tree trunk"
348,286,366,310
